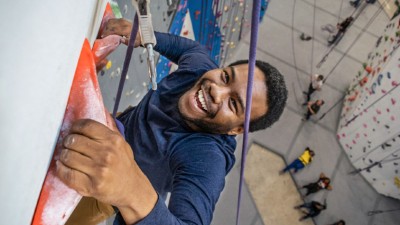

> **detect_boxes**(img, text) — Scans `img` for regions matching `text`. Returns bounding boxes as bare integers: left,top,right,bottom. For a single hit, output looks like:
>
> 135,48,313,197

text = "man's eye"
223,71,230,83
230,98,237,111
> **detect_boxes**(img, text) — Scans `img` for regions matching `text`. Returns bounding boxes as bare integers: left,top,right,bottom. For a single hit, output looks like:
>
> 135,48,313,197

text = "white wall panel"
0,0,107,224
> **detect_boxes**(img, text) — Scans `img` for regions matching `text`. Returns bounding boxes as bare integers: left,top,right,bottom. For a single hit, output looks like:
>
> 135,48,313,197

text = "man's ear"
227,126,244,135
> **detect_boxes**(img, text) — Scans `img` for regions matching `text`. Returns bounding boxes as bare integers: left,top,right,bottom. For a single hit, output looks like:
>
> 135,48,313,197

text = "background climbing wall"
98,0,267,114
97,0,175,112
337,15,400,200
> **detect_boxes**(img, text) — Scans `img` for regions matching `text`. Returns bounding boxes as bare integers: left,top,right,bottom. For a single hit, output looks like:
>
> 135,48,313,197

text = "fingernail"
56,160,60,168
65,136,74,146
61,149,68,161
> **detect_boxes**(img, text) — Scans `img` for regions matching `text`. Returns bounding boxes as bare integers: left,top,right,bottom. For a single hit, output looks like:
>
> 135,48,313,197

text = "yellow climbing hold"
394,176,400,189
106,60,112,70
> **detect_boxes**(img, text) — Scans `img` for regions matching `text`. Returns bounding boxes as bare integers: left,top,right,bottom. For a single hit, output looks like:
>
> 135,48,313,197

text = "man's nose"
210,83,229,104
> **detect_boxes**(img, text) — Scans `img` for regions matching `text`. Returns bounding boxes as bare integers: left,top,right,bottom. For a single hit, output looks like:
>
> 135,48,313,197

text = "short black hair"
318,74,324,80
228,60,288,132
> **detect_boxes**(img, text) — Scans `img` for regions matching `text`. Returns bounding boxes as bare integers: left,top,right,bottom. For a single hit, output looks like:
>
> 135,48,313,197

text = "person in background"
304,74,324,102
303,99,324,121
294,200,327,221
301,172,333,196
350,0,376,8
328,17,353,45
280,147,315,174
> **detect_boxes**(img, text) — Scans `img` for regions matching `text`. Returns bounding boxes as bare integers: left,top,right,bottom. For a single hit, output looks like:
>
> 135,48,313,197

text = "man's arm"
307,102,316,114
57,118,232,225
111,140,231,225
153,32,212,67
102,18,217,71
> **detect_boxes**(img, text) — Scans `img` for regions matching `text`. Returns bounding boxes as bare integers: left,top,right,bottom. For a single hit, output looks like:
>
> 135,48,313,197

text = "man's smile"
195,89,209,112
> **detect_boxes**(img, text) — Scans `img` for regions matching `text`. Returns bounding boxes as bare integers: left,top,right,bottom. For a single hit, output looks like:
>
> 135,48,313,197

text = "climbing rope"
367,208,400,216
112,14,139,118
291,0,304,91
235,0,262,224
310,0,317,75
337,0,345,23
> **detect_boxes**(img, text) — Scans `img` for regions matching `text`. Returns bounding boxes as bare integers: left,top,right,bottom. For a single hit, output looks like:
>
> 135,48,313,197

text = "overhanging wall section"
0,1,107,224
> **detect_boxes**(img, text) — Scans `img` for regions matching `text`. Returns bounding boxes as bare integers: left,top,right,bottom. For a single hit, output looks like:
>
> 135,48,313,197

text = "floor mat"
244,144,314,225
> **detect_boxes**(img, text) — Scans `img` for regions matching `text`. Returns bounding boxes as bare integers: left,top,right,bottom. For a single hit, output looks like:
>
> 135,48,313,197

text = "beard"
177,97,231,134
178,110,231,134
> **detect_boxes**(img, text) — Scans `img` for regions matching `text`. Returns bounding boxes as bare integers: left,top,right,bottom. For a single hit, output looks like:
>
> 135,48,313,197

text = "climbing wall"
97,0,175,112
337,15,400,199
156,0,267,81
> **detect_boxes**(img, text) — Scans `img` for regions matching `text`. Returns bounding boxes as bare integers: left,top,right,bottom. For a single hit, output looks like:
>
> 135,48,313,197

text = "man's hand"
102,18,141,46
56,118,157,224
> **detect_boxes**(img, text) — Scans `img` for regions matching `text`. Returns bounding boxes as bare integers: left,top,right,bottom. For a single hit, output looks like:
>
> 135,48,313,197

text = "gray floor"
212,1,400,225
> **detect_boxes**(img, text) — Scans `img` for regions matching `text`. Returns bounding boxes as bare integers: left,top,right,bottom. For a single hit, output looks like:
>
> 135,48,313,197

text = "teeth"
198,90,208,111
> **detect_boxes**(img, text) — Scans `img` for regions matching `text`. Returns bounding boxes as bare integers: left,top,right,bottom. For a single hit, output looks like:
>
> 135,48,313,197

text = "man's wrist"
117,177,158,224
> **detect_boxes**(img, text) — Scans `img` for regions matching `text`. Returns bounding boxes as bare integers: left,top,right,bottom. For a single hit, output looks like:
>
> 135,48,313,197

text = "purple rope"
112,14,139,118
235,0,262,225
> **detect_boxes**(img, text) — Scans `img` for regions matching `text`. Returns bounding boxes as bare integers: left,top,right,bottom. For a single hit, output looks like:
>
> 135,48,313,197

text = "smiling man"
178,64,268,135
56,19,287,225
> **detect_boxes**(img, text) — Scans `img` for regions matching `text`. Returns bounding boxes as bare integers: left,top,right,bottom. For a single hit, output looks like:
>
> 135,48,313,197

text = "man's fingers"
69,119,113,140
102,18,132,38
63,133,102,159
59,148,95,175
56,160,93,196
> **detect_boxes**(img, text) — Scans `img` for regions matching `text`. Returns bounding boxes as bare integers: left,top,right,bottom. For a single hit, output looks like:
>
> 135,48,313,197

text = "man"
56,18,288,225
304,74,324,102
294,200,327,221
328,17,353,45
304,99,324,121
280,147,315,174
301,172,333,196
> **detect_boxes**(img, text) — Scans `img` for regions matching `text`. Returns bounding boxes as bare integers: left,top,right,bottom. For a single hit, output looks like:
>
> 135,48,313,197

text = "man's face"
178,64,268,135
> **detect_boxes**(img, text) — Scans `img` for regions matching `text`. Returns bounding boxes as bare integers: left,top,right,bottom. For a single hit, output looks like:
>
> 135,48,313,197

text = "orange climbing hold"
32,39,112,225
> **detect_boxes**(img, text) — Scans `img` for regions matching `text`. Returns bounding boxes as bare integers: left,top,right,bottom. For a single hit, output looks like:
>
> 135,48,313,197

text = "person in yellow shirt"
280,147,315,174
